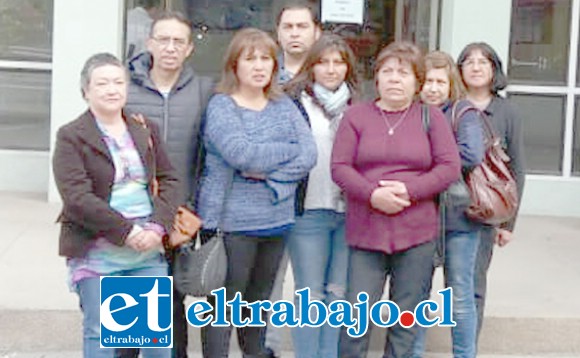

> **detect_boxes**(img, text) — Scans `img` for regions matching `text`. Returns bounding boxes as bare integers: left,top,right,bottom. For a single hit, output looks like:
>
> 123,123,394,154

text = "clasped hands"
125,228,163,252
370,180,411,215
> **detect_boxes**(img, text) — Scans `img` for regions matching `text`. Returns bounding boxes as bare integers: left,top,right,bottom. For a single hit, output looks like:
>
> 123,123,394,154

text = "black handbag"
132,111,228,297
172,230,227,297
172,164,234,297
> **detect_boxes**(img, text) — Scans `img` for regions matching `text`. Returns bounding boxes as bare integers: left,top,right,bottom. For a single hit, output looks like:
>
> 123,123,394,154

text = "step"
1,310,579,356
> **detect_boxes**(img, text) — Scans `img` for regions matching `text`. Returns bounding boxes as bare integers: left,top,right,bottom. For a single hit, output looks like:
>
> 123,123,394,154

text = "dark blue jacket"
442,99,485,233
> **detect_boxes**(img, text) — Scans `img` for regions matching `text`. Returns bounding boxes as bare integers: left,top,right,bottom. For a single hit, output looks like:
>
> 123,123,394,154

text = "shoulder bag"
452,104,519,226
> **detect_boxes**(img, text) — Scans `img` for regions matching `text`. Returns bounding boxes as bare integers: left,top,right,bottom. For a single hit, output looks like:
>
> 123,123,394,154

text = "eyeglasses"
152,36,189,49
462,58,491,68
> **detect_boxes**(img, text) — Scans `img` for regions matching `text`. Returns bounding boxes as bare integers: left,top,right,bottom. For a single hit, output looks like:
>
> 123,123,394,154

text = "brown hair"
374,41,425,93
423,50,466,102
457,42,508,94
216,28,282,99
285,32,360,99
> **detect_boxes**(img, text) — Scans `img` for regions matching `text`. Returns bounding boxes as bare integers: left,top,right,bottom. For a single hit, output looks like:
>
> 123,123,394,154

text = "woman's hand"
495,228,514,247
370,185,411,215
378,180,410,201
126,230,163,252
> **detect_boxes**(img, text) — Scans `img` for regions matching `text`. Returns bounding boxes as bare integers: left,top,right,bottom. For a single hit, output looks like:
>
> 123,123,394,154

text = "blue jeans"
475,226,495,340
413,230,480,358
287,209,348,358
339,240,436,358
75,258,170,358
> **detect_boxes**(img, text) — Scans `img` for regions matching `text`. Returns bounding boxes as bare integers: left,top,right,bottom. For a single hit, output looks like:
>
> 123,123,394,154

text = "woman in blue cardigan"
197,28,317,358
413,51,485,358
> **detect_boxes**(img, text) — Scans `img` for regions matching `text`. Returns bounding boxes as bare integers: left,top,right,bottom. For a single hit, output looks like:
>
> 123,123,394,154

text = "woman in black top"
457,42,526,344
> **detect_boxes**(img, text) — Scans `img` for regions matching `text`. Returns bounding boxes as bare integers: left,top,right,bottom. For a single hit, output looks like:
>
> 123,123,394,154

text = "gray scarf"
312,82,351,133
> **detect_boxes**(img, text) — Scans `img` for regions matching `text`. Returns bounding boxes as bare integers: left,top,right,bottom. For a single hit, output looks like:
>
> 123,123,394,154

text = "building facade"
1,0,579,216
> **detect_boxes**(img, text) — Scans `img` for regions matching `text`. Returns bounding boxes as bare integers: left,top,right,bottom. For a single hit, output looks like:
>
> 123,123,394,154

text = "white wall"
47,0,125,202
440,0,512,66
0,151,49,194
519,176,580,218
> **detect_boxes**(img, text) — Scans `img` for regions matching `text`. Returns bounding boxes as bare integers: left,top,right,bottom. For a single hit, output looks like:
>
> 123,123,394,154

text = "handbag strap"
420,103,446,259
451,101,500,149
131,111,232,245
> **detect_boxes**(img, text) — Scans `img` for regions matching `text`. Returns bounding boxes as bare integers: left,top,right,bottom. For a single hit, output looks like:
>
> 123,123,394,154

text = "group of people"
52,1,525,358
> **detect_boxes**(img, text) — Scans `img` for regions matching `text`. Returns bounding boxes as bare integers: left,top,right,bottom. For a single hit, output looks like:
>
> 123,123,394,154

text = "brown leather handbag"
452,105,519,226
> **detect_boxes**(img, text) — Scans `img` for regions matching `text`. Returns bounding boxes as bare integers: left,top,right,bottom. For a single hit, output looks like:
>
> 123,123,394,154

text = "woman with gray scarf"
284,33,360,358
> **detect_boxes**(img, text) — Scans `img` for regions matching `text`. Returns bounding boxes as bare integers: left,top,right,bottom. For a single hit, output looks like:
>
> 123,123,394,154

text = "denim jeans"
339,240,436,358
286,209,348,358
201,233,285,358
413,230,480,358
115,252,189,358
475,226,495,341
75,258,170,358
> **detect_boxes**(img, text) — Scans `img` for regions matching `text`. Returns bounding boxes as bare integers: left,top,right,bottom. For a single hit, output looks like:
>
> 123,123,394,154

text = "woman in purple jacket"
331,42,460,357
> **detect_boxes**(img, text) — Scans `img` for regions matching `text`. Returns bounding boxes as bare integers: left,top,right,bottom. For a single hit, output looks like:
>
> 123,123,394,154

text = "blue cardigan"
442,99,485,232
197,93,317,232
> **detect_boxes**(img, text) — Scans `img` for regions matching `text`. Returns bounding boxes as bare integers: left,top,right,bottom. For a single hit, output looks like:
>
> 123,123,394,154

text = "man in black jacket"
117,10,213,358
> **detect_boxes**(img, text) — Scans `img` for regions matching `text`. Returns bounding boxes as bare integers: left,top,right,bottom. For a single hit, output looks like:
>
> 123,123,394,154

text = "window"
0,1,53,62
509,94,565,175
159,0,439,97
509,0,571,85
0,0,53,151
572,97,580,175
125,0,166,61
507,0,578,176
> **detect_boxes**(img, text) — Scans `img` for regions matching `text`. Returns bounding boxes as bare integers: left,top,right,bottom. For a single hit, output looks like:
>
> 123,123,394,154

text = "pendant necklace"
380,104,411,135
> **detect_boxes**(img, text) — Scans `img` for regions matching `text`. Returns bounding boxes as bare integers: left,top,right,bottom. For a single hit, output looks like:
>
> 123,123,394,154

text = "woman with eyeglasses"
456,42,526,346
52,53,180,358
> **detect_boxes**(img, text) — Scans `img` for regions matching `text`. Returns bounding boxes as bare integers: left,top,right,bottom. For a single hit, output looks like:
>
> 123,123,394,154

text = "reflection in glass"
0,0,53,62
508,94,564,175
0,70,51,150
170,0,434,98
508,0,571,85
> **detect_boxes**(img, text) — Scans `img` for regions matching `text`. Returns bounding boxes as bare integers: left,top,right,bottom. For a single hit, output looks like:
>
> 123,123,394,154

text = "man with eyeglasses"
117,10,214,358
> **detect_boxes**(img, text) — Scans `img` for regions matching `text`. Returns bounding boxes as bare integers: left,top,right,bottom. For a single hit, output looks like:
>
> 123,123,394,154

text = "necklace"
380,105,411,135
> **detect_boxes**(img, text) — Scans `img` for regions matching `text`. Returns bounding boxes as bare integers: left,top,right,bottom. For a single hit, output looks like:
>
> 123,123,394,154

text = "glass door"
126,0,441,98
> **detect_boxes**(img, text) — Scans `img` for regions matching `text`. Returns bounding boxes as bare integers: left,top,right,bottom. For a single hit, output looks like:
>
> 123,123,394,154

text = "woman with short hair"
53,52,180,358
